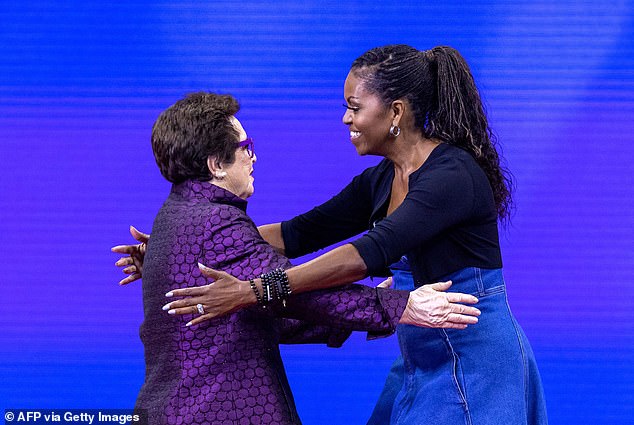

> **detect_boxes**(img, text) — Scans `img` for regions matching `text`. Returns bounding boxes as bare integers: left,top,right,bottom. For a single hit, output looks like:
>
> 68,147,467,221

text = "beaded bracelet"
261,273,273,304
270,268,291,299
249,279,265,308
257,268,292,307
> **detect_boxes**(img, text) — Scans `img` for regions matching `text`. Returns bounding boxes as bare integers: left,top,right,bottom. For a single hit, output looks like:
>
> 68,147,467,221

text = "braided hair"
351,45,514,222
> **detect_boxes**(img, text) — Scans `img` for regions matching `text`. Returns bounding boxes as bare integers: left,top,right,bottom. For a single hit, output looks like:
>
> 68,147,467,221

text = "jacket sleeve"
278,319,353,348
276,285,409,346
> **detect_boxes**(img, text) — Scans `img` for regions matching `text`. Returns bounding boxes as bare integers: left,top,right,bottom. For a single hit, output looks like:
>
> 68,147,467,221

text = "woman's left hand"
399,280,481,329
161,263,256,326
377,276,393,288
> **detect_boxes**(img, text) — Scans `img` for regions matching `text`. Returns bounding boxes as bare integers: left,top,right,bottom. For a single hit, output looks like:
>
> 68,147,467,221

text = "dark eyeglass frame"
236,137,255,158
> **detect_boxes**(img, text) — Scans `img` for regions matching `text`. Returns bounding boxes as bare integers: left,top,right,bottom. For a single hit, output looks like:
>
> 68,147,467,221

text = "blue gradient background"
1,1,633,423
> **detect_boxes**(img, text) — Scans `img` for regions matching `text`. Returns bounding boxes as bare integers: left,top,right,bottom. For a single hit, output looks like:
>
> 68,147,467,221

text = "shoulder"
408,144,485,201
417,144,485,181
203,203,254,232
429,143,476,166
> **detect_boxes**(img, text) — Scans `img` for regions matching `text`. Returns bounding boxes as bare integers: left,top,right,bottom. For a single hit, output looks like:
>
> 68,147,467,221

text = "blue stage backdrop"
1,1,633,424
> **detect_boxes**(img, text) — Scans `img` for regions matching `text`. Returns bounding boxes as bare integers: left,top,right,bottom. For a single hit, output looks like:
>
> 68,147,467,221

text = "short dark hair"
151,92,240,183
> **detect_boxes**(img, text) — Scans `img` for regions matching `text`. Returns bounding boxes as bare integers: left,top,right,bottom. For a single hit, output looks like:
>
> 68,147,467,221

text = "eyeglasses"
236,137,255,158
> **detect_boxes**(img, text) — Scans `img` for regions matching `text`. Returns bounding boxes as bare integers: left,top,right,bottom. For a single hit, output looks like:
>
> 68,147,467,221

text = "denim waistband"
438,267,505,297
390,266,505,297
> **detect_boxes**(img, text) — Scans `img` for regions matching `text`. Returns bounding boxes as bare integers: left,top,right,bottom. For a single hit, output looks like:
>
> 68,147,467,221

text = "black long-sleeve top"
281,143,503,286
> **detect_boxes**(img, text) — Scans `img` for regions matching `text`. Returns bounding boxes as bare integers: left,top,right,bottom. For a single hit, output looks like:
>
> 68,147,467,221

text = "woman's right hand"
399,281,481,329
111,226,150,285
161,264,257,326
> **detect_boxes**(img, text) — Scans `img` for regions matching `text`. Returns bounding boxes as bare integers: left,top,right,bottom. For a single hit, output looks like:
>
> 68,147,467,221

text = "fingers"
115,257,131,267
186,313,216,327
111,244,140,254
446,292,479,305
197,263,226,280
161,298,218,326
428,280,452,291
377,277,393,288
160,299,217,327
400,313,471,329
119,273,141,286
165,285,208,299
448,312,479,324
439,322,469,330
123,265,137,275
450,303,481,317
130,226,150,243
163,303,203,316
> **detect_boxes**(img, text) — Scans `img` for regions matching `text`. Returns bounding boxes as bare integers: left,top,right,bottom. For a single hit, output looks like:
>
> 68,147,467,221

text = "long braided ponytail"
351,45,514,222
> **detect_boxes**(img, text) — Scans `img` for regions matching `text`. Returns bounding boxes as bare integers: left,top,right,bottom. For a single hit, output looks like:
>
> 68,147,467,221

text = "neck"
210,179,235,195
386,134,440,176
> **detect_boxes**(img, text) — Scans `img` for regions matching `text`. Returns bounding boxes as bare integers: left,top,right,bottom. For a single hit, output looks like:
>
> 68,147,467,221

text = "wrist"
241,279,258,306
399,295,413,324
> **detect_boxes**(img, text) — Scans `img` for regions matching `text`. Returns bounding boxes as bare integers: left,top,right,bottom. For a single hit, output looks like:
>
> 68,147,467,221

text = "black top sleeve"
281,169,375,258
351,155,476,275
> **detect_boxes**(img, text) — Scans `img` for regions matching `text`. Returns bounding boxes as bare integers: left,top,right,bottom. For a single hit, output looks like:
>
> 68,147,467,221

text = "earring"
214,171,227,179
389,125,401,137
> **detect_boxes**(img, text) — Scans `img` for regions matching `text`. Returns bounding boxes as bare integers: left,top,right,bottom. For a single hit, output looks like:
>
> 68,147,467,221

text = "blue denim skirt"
368,265,548,425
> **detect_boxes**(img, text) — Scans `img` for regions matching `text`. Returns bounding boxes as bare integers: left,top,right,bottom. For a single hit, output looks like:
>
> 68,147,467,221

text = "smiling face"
342,70,393,156
220,116,256,199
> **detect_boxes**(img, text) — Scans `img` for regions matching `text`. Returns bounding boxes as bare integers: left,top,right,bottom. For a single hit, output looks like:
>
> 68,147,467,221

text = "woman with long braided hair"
132,45,548,424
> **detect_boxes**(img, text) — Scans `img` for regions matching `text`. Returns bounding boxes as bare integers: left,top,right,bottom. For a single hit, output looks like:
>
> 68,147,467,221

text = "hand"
377,276,393,288
111,226,150,285
161,263,256,326
399,281,481,330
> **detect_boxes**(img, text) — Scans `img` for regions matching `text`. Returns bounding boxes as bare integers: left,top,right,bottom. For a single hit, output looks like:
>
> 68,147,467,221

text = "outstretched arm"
162,243,368,323
163,163,485,328
164,265,480,329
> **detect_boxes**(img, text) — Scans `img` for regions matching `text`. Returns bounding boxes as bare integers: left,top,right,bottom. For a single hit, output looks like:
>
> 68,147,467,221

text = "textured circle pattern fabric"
138,181,298,425
136,180,408,425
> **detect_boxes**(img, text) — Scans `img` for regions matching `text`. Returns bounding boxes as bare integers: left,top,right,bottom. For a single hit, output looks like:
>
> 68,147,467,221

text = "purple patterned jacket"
136,180,409,425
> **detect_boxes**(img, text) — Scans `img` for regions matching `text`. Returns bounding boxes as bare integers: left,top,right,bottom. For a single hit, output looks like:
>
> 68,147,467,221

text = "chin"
353,145,369,156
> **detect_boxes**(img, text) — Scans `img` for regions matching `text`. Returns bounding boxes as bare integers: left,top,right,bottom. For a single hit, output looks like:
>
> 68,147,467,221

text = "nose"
342,108,352,125
251,152,257,164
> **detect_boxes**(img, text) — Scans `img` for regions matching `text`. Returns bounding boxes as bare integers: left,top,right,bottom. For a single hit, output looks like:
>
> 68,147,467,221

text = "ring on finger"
196,303,205,315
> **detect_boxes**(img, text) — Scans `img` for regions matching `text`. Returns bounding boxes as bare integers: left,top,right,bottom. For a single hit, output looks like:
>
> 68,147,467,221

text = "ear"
390,99,405,127
207,156,227,179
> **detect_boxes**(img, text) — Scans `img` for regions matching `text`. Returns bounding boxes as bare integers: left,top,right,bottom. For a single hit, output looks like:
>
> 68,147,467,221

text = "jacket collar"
171,180,248,212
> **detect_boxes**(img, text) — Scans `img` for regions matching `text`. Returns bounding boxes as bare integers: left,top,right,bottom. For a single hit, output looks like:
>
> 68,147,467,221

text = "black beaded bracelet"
258,268,292,307
261,273,273,304
270,268,291,298
249,279,265,308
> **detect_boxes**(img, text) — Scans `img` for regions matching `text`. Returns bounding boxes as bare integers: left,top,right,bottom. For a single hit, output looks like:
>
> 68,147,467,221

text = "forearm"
257,223,285,255
278,318,352,348
284,243,368,294
281,285,409,332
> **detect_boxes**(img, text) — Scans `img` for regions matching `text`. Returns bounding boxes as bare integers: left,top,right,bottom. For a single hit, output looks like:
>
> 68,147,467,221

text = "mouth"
350,130,361,140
